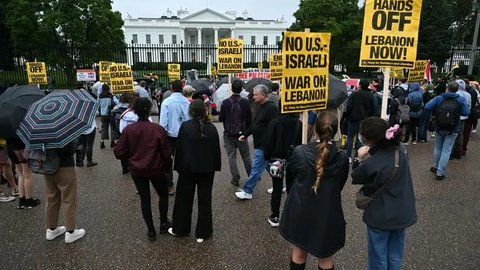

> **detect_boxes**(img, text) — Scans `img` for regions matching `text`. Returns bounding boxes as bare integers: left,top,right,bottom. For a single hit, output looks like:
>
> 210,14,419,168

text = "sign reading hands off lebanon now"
281,32,330,113
359,0,423,68
26,62,48,84
109,64,134,93
217,38,244,74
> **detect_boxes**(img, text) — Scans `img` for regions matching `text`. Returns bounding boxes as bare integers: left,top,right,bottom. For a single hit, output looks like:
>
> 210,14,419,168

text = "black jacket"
466,85,478,120
244,100,278,149
174,119,221,173
280,143,349,258
57,140,77,167
388,87,406,126
351,145,417,230
263,115,302,161
346,89,374,121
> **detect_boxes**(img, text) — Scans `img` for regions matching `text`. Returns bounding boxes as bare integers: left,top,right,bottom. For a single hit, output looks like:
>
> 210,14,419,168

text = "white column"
230,27,235,38
214,27,219,45
197,27,202,45
180,27,185,44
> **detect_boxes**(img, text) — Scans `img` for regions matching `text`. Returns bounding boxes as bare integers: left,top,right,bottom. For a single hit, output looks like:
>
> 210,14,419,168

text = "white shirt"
119,110,153,133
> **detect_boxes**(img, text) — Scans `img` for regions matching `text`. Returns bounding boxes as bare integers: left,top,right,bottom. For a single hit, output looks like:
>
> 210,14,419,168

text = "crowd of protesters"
1,73,478,269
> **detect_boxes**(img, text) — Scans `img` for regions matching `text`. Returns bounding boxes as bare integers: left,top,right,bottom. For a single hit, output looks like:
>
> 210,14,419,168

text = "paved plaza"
0,118,479,269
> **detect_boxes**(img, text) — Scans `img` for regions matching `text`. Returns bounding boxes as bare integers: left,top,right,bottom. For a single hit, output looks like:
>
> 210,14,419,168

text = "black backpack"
111,107,129,133
435,98,460,132
224,97,245,137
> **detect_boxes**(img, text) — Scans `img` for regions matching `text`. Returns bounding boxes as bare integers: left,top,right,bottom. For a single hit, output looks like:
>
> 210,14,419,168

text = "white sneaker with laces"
65,228,85,243
235,190,252,200
46,226,66,240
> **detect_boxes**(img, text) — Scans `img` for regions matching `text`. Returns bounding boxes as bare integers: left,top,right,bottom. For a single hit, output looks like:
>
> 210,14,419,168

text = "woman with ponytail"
169,99,221,243
280,111,349,270
351,117,416,270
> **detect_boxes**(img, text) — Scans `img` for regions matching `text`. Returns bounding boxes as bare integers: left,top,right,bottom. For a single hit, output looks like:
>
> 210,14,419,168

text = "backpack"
224,97,245,137
395,98,410,124
409,95,423,113
111,107,129,134
435,98,460,132
25,148,60,175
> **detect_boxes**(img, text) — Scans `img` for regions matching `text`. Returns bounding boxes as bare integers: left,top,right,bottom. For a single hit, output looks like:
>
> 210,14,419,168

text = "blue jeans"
434,131,457,177
367,226,405,270
346,120,362,157
242,148,267,194
417,110,431,141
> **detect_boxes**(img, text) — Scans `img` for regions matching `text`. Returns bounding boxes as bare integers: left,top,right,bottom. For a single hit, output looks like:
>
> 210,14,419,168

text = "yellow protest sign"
407,60,427,82
269,53,283,81
217,38,244,74
168,64,181,81
99,61,113,82
109,64,134,93
281,32,330,113
359,0,423,68
26,62,48,84
391,68,404,79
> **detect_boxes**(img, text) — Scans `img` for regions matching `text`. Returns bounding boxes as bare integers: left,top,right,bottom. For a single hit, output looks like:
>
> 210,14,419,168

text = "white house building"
123,8,289,65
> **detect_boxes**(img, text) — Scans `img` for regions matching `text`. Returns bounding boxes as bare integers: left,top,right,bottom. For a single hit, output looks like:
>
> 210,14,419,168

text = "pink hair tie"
386,124,399,140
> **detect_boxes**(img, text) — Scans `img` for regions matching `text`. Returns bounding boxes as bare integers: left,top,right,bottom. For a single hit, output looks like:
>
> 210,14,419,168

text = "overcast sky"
111,0,300,24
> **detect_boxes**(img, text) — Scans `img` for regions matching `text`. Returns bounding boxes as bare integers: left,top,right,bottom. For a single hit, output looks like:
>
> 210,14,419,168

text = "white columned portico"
197,27,202,45
230,27,235,38
214,27,219,45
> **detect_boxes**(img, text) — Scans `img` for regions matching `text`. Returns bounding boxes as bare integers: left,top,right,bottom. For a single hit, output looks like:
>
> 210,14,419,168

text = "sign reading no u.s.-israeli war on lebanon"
281,32,331,113
168,64,181,81
99,61,113,83
109,64,134,94
269,53,283,81
359,0,423,68
26,62,48,84
407,60,427,82
217,38,244,74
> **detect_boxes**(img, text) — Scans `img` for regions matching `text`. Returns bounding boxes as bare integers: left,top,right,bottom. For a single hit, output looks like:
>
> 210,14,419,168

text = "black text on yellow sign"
407,60,427,82
281,32,330,113
109,64,134,93
269,53,283,81
26,62,48,84
359,0,423,68
99,61,113,82
168,64,181,81
217,38,244,74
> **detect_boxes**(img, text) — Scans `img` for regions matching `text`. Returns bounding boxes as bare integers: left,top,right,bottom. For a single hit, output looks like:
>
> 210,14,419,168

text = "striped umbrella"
16,90,98,150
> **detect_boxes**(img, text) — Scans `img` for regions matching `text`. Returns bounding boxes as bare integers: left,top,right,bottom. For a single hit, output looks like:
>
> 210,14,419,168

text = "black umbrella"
244,78,272,93
190,79,213,95
0,85,45,139
216,76,243,88
327,74,348,109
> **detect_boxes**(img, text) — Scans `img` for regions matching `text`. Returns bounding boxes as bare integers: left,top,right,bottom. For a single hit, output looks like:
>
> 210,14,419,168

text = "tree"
5,0,125,84
417,0,455,69
0,0,15,69
289,0,363,72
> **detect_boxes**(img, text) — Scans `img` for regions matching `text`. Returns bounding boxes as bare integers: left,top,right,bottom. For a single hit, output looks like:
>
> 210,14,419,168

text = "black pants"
132,174,169,232
270,169,294,218
165,136,177,188
75,128,96,164
404,117,419,142
172,171,214,239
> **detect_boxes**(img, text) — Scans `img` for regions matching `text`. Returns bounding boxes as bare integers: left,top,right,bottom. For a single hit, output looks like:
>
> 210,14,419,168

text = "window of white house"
132,34,138,44
146,34,151,44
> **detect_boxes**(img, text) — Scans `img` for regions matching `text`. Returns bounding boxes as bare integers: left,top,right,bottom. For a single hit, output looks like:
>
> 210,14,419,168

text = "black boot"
290,260,306,270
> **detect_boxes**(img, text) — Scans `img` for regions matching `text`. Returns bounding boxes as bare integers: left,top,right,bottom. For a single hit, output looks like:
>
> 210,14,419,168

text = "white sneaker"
0,193,15,203
167,227,177,236
235,190,252,200
267,187,287,194
46,226,66,240
65,229,85,243
196,238,204,243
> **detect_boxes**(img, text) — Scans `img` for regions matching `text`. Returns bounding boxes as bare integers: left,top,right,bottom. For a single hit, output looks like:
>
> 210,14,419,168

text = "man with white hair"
235,84,278,200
